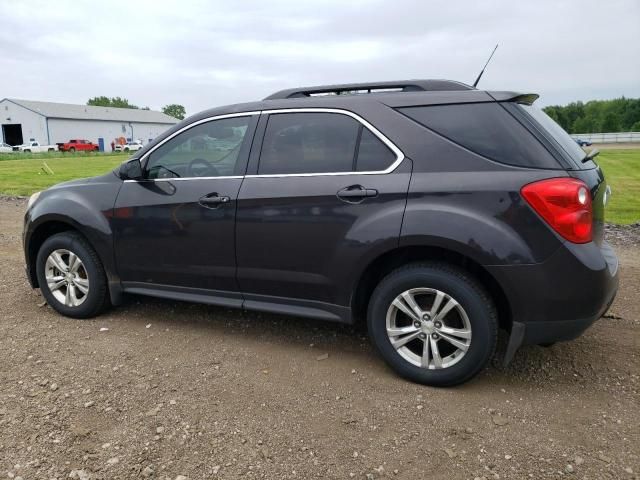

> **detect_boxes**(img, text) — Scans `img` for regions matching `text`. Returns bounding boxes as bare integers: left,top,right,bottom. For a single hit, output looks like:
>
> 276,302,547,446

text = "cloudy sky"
1,0,638,115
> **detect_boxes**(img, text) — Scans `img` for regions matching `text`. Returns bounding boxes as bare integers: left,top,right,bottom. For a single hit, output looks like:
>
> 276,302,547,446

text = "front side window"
145,116,251,179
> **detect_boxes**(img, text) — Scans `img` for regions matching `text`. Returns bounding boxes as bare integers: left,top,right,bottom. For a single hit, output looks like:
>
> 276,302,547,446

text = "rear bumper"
487,240,619,362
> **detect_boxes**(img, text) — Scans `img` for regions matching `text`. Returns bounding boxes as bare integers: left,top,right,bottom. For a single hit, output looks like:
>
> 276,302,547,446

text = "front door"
235,111,411,318
113,114,258,304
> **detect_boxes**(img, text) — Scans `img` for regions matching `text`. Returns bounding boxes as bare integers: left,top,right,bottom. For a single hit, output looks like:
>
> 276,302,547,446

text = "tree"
87,96,139,109
600,112,620,133
543,97,640,133
162,104,186,120
572,117,595,134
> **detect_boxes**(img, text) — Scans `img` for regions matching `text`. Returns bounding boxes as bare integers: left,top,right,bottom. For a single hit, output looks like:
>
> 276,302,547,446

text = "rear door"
235,109,412,318
113,114,258,303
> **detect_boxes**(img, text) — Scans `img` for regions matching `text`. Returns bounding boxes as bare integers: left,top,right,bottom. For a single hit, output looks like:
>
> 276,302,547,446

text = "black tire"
367,262,497,387
24,149,31,153
69,147,76,153
36,232,109,319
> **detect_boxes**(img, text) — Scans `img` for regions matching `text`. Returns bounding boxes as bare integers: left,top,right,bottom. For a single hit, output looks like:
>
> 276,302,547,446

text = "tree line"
87,96,186,120
543,97,640,134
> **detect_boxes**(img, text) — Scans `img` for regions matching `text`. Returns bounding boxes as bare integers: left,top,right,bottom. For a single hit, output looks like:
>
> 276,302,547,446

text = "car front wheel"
36,232,109,318
367,263,497,387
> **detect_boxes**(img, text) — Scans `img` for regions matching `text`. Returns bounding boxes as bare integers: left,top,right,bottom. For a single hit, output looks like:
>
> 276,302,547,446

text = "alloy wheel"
385,288,472,369
44,249,90,307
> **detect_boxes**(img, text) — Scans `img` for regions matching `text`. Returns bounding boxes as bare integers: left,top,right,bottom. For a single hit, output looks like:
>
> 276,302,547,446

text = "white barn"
0,98,179,150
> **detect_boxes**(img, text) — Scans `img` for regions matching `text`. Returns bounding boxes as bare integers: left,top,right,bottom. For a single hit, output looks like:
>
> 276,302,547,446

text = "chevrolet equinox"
23,80,619,386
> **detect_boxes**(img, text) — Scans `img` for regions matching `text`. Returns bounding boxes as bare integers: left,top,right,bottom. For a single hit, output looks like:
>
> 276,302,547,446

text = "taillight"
521,178,592,243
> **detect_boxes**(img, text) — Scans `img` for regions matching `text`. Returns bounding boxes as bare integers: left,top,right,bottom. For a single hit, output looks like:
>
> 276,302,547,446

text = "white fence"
573,132,640,143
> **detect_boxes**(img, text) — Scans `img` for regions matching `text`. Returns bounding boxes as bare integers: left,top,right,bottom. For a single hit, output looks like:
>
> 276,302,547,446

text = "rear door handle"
199,193,230,208
337,185,378,201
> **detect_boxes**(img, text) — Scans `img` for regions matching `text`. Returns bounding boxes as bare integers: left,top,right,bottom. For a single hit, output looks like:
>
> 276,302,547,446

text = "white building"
0,98,179,150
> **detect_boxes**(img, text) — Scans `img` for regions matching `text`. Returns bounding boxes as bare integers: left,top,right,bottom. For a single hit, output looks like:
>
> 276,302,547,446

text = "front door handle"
337,185,378,202
199,193,230,208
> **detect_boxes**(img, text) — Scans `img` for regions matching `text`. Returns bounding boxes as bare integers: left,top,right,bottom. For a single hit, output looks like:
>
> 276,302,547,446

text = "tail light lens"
521,178,592,243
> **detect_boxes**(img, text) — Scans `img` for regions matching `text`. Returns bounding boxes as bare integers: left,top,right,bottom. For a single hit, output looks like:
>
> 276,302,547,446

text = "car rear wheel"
367,263,497,386
36,232,109,318
69,147,76,153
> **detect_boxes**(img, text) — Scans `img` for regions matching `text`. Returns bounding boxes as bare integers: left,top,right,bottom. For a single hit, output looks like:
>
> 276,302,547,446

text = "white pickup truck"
13,141,58,153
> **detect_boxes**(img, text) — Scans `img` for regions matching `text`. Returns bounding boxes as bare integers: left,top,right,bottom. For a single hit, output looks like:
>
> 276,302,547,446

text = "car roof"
133,80,537,158
187,80,536,122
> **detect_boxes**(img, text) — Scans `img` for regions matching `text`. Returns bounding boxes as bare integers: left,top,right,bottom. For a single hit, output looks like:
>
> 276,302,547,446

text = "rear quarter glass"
398,103,562,169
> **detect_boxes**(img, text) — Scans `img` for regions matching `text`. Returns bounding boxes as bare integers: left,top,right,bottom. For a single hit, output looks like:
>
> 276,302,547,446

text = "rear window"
399,103,561,169
516,104,590,167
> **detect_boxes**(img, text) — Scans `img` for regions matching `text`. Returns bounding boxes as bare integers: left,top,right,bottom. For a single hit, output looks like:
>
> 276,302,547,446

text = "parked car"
0,142,13,153
574,138,592,147
22,79,618,386
13,141,58,153
114,141,143,152
57,139,99,152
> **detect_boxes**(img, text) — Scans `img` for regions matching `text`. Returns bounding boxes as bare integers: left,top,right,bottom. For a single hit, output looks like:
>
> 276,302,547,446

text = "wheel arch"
351,244,512,332
25,216,122,305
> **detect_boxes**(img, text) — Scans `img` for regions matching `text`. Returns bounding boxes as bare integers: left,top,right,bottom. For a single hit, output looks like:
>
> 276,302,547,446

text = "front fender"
24,175,123,302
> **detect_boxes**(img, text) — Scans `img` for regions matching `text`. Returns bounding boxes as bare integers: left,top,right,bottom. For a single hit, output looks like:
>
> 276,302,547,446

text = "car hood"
47,171,121,190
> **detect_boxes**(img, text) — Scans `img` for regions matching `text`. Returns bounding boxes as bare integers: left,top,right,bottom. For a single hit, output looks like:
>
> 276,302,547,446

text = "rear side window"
259,113,359,175
399,103,561,169
258,112,398,175
355,128,396,172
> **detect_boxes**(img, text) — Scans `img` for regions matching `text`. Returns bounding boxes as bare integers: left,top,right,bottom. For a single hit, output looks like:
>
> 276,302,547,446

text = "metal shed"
0,98,178,150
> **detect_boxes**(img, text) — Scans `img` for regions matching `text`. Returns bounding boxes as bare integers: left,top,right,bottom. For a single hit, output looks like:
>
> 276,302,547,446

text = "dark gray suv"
23,80,619,386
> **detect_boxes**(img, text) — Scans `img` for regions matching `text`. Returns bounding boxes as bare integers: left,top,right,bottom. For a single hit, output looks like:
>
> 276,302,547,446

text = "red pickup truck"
56,139,99,152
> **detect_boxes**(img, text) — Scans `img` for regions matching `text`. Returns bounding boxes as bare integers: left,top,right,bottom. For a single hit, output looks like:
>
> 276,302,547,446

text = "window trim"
247,108,404,178
126,108,404,183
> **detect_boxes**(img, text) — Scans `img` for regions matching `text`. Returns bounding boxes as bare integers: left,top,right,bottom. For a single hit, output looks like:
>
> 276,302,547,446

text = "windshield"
518,104,589,166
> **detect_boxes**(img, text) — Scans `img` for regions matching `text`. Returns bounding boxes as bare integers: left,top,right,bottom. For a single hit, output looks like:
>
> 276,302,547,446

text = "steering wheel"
187,158,219,177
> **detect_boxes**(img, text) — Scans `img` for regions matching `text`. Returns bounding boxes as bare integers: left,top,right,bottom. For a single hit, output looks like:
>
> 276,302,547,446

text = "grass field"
0,153,127,196
596,149,640,224
0,149,638,224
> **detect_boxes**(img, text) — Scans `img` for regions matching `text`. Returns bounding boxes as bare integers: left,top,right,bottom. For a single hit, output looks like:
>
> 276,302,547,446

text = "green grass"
0,151,124,161
0,149,638,224
597,149,640,224
0,153,127,195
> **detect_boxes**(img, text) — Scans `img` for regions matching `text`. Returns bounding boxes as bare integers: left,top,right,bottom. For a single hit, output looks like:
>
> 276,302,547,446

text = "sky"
1,0,639,115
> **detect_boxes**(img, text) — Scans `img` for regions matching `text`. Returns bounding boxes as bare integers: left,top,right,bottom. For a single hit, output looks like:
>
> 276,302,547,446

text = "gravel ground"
0,197,638,480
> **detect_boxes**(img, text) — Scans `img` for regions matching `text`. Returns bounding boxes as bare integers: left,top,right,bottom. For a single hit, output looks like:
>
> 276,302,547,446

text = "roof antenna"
472,44,499,88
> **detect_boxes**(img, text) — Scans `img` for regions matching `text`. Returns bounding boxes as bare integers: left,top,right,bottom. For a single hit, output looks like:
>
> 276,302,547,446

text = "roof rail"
264,79,474,100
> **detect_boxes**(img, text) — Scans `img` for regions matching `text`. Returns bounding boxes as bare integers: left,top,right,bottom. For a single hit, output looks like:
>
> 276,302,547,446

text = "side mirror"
119,158,143,180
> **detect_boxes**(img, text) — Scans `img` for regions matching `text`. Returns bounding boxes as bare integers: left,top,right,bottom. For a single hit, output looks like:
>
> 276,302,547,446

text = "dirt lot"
0,197,638,480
